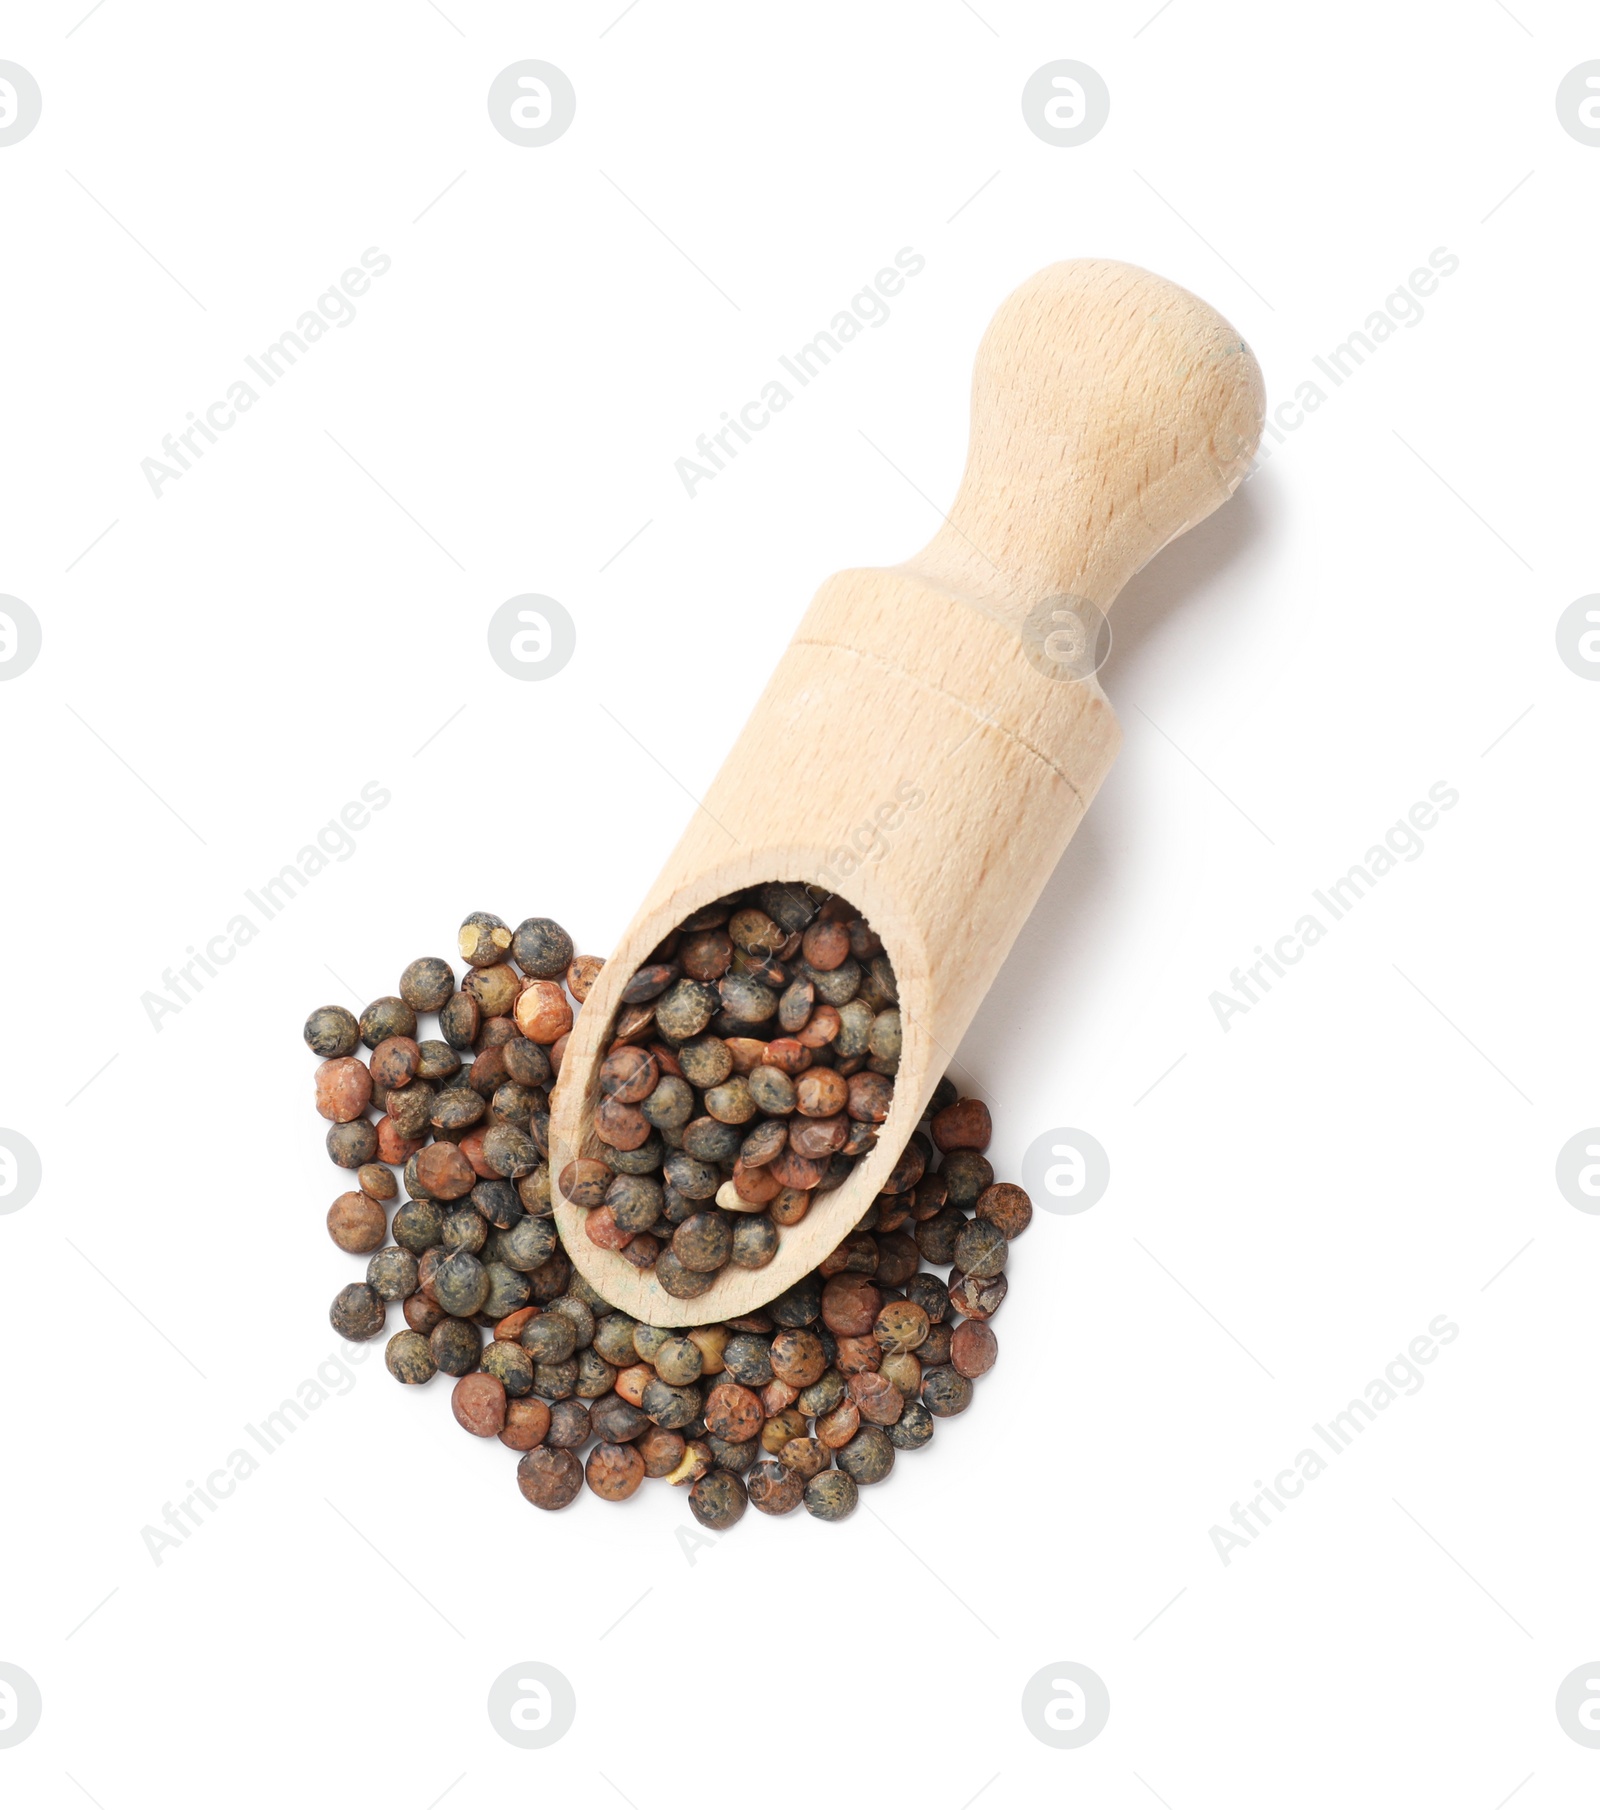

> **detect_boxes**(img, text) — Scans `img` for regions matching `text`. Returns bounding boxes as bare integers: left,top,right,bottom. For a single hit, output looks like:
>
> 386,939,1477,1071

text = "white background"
2,2,1596,1805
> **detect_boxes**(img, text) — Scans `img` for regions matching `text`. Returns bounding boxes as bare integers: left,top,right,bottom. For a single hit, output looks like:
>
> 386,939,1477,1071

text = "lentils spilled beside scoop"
305,910,1029,1527
570,885,902,1296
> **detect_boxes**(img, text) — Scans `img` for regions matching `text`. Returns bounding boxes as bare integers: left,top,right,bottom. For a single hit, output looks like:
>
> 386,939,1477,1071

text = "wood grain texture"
552,259,1265,1324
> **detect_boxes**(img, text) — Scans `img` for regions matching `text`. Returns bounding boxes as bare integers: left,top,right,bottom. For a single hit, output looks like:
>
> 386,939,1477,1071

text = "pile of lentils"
306,929,1028,1525
567,884,902,1298
310,911,592,1350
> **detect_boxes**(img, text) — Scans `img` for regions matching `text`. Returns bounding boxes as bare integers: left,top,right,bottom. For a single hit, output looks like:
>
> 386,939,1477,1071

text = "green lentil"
433,1252,489,1317
887,1400,935,1449
386,1330,437,1385
366,1247,418,1303
304,1005,360,1059
482,1340,536,1397
480,1263,532,1320
429,1317,483,1376
837,1425,895,1485
803,1470,859,1521
689,1470,748,1530
330,1283,385,1341
921,1367,974,1417
512,917,574,979
953,1218,1008,1279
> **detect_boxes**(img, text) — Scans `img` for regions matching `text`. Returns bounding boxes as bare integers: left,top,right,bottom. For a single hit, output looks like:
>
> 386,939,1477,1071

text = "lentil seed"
304,1005,360,1058
837,1425,895,1484
730,1214,779,1268
386,1330,437,1385
886,1400,935,1450
326,1120,378,1169
746,1461,804,1515
915,1207,966,1266
517,1446,583,1510
949,1269,1008,1319
953,1218,1009,1279
430,1317,483,1376
500,1397,553,1450
803,1470,859,1520
760,1406,808,1453
330,1283,385,1341
689,1470,747,1530
586,1442,646,1502
880,1351,922,1396
950,1320,998,1378
404,1293,444,1335
653,1335,705,1386
366,1246,418,1303
328,1190,387,1254
921,1366,974,1417
545,1398,592,1446
637,1427,687,1477
452,1370,507,1436
939,1148,993,1208
482,1340,536,1397
360,997,417,1048
512,917,574,980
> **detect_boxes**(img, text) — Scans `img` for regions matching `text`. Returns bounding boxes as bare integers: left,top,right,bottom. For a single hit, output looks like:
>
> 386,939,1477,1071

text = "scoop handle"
552,260,1264,1325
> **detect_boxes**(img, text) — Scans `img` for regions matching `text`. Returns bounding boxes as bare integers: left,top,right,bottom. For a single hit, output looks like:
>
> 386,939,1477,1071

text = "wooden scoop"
552,258,1264,1324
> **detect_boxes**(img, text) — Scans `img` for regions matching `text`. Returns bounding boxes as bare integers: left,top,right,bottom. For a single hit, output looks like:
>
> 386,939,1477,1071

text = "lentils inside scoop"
307,914,1026,1528
568,885,902,1295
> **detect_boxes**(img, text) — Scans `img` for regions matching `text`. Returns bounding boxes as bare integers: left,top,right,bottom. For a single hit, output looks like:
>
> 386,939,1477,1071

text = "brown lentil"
404,1293,444,1335
328,1190,387,1254
500,1396,553,1450
452,1371,507,1436
517,1445,583,1510
636,1427,686,1477
545,1398,592,1447
760,1406,809,1453
357,1162,398,1202
322,1057,378,1122
586,1441,646,1502
849,1371,905,1427
950,1319,998,1378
